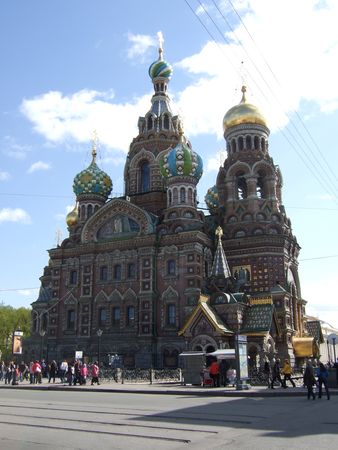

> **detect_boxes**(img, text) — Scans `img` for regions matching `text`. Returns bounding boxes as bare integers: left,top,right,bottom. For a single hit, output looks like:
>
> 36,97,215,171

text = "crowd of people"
0,359,101,386
264,358,333,399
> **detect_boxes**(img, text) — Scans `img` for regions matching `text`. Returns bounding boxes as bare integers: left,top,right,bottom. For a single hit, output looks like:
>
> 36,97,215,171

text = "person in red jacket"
209,360,220,387
91,362,100,386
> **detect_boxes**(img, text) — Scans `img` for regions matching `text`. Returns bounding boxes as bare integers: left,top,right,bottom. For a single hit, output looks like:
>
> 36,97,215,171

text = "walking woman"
303,361,316,400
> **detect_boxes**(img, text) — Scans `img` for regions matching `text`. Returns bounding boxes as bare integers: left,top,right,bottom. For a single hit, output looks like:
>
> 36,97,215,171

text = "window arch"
238,137,244,151
231,139,237,153
254,136,259,150
87,204,93,217
147,116,153,130
167,259,176,276
173,187,178,204
140,162,150,192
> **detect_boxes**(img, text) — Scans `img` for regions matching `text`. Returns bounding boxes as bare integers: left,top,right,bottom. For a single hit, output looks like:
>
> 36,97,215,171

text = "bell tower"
215,86,306,359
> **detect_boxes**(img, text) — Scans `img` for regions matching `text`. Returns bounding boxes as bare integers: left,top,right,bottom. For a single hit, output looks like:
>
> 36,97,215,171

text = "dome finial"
215,226,223,240
241,85,247,103
91,130,98,163
157,31,164,60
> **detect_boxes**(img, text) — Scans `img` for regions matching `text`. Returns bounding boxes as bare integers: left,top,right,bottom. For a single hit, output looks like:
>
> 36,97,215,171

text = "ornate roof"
205,185,219,212
148,47,173,80
240,303,275,335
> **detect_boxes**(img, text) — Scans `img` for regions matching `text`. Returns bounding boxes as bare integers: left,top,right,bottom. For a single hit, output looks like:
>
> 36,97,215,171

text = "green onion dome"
205,185,219,212
161,137,203,181
149,47,173,80
73,155,112,199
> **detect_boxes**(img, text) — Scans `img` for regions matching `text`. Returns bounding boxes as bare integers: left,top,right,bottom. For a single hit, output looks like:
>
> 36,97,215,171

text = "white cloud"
0,171,10,181
28,161,51,173
2,136,30,160
20,2,338,159
21,89,150,154
126,32,157,61
17,289,37,297
0,208,31,224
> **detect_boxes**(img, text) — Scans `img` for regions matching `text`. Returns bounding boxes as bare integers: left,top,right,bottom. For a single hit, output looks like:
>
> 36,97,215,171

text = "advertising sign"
12,330,23,355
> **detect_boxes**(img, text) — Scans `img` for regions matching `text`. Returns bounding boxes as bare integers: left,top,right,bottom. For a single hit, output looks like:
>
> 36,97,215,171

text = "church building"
28,45,319,369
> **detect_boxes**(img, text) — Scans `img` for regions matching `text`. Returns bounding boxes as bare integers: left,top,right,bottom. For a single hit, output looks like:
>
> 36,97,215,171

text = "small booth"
179,349,236,386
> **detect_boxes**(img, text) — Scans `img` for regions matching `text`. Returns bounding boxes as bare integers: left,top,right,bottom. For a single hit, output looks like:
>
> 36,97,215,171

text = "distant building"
26,46,315,368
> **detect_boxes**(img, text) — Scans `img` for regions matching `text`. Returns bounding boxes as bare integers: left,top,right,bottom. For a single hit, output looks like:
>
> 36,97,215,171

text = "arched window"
246,136,252,150
180,187,186,203
231,139,237,153
238,137,244,151
167,304,176,326
98,307,107,326
114,264,122,280
261,138,266,152
236,173,247,199
126,306,135,326
99,266,108,281
111,307,120,325
173,187,178,204
147,116,153,130
80,205,85,220
87,204,93,217
254,136,259,150
188,188,193,205
140,162,150,192
163,115,169,130
168,189,172,205
167,259,176,276
256,176,265,198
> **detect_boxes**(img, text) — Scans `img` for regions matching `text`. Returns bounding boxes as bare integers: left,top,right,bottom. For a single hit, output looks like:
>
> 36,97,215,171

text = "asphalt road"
0,389,336,449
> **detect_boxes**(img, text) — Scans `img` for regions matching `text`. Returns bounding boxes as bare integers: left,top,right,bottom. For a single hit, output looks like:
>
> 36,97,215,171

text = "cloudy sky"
1,0,338,327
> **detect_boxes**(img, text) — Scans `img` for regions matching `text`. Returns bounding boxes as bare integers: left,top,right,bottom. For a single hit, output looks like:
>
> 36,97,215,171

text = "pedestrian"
29,361,34,384
303,360,316,400
91,361,100,385
59,359,68,383
209,359,220,387
80,363,88,385
48,360,58,383
316,362,330,400
263,360,271,388
32,361,42,384
282,359,296,387
73,360,81,385
67,363,74,386
18,361,26,382
271,358,285,389
0,361,4,381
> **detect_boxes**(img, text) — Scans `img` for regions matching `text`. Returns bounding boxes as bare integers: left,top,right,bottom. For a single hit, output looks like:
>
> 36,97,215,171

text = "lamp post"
39,329,46,361
333,337,337,363
97,329,103,367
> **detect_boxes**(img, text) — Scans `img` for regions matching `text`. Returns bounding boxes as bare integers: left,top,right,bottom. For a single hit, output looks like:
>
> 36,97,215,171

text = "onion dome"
205,185,219,212
161,134,203,181
66,204,79,227
149,47,173,80
73,139,112,199
223,86,267,132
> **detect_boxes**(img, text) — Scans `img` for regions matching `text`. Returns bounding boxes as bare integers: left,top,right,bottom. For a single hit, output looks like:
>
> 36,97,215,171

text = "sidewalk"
1,379,337,397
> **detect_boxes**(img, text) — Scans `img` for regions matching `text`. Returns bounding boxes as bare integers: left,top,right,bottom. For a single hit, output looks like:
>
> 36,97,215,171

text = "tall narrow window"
114,264,122,280
98,307,107,326
167,304,176,326
167,259,176,276
70,270,78,285
180,187,186,203
141,162,150,192
99,266,108,281
163,114,169,129
147,116,153,130
67,310,75,330
127,263,136,279
111,307,120,325
237,173,247,199
87,204,93,217
126,306,135,326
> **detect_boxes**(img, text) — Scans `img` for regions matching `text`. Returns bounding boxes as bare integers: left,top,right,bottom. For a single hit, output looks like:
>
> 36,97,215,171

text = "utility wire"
185,0,338,203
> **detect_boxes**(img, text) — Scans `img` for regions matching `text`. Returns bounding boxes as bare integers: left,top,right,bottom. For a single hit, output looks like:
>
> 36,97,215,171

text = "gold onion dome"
223,86,267,132
66,204,79,227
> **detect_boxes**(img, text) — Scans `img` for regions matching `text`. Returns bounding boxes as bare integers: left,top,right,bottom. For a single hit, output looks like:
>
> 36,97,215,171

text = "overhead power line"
185,0,338,204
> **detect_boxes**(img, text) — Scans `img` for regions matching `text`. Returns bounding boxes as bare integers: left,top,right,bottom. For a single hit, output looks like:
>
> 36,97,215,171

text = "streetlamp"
97,329,103,367
39,329,46,362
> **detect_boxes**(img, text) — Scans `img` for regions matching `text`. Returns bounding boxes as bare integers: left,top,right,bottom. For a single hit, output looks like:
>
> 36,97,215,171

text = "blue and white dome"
161,139,203,181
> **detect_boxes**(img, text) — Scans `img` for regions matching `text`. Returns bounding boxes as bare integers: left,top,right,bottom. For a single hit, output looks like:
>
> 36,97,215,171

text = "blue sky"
1,0,338,327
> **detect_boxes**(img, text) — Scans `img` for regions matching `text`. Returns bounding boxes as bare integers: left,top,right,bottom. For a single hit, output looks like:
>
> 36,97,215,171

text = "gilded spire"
215,225,223,239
